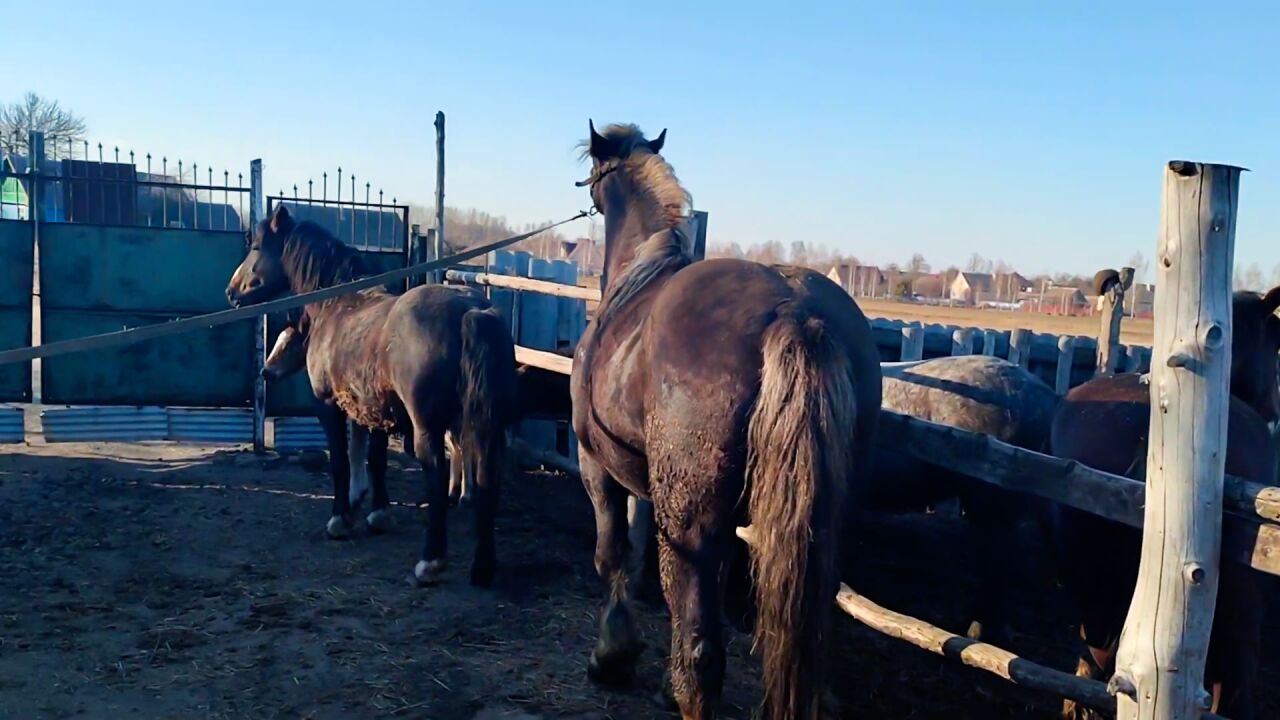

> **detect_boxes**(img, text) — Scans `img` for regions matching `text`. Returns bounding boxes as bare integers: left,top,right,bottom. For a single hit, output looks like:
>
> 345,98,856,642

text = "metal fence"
0,133,251,231
267,168,408,254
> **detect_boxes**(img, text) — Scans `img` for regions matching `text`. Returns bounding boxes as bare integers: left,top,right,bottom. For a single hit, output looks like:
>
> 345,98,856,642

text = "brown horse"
570,122,881,720
1051,287,1280,720
227,206,518,587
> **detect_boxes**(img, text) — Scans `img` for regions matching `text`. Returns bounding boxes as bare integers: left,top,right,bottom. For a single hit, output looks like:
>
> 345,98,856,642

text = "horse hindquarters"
458,307,518,587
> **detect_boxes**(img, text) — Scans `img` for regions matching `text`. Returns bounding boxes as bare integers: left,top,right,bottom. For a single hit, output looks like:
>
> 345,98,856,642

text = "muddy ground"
0,440,1275,719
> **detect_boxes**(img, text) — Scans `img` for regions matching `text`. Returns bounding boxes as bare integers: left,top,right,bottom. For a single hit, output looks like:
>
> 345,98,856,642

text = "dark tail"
747,305,858,720
459,307,519,487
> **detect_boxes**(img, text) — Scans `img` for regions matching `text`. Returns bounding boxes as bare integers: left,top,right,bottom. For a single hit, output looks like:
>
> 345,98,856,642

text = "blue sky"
18,0,1280,280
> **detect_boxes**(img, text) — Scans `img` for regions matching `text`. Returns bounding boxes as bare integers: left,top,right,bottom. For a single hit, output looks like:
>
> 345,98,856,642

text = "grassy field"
580,275,1153,346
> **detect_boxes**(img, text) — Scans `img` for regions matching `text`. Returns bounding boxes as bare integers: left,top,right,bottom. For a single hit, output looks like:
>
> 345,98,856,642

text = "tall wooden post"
249,159,266,453
689,209,708,260
1112,161,1241,720
1096,267,1135,377
434,111,446,284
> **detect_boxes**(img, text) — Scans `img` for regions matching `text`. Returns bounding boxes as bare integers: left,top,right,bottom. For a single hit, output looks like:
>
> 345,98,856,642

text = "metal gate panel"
0,221,33,401
39,224,254,406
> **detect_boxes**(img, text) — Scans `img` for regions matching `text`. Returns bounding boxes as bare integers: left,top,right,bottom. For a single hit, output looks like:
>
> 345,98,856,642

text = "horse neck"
600,198,674,293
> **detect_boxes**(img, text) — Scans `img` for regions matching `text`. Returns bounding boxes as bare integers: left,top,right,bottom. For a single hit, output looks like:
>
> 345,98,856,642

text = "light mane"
594,228,691,329
625,150,692,229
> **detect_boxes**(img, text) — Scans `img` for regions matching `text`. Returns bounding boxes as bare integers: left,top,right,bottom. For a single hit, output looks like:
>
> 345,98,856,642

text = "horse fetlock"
411,559,447,587
366,509,393,534
325,515,354,540
589,602,644,687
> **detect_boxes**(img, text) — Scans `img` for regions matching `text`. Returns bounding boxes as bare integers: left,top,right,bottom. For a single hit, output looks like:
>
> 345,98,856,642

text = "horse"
874,354,1059,643
262,315,472,505
1050,287,1280,720
227,205,519,587
570,122,882,720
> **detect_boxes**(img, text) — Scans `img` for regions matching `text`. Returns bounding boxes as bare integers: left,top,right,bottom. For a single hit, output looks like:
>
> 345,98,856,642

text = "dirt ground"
1,440,1274,719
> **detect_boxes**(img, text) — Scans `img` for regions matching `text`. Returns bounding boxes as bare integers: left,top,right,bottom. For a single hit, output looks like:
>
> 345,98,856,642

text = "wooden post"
1097,267,1136,376
689,210,708,260
1008,328,1031,368
900,324,924,361
434,111,446,285
1113,161,1241,720
249,159,266,453
982,330,998,356
951,327,974,356
1055,335,1075,395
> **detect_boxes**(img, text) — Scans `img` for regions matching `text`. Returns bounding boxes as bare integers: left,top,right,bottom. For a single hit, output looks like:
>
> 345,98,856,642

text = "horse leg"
657,528,726,720
467,434,501,588
316,402,354,539
347,419,371,516
581,451,644,687
625,496,663,608
445,429,467,506
366,429,392,533
961,487,1016,644
410,429,449,586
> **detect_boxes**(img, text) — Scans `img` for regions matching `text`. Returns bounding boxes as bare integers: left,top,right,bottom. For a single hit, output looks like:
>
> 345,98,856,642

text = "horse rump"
746,304,857,720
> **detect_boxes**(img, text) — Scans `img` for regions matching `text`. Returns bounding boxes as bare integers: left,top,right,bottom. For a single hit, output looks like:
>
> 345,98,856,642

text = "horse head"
226,204,296,307
262,311,310,381
1231,286,1280,422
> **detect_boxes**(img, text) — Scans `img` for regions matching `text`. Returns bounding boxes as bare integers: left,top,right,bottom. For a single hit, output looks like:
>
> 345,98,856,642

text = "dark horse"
1051,287,1280,720
570,122,881,720
227,206,519,587
875,355,1059,643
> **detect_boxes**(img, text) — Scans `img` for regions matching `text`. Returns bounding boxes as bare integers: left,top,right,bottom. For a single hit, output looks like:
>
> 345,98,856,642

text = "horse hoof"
587,653,636,689
411,559,447,587
325,515,352,540
366,509,393,534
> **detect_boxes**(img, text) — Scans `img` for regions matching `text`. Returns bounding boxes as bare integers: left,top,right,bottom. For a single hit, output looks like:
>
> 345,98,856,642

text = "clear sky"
18,0,1280,281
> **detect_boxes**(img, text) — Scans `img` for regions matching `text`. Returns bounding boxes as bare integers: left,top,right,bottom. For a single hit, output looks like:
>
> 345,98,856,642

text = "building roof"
955,272,994,292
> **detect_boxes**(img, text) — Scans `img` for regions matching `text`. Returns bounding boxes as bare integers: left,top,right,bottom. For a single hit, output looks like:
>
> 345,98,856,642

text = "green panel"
42,310,255,406
0,221,33,401
40,224,246,313
39,224,253,406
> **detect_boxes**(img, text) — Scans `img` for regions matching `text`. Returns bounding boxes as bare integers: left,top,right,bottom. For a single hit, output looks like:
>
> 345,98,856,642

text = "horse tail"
459,307,518,489
747,304,857,720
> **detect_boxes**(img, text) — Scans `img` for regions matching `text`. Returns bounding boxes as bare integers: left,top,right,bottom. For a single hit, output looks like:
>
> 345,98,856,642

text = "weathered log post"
1112,161,1241,720
901,323,925,361
1095,266,1136,376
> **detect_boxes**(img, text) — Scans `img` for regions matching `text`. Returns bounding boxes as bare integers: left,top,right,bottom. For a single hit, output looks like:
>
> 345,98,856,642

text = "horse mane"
279,220,368,295
594,228,692,329
582,124,694,328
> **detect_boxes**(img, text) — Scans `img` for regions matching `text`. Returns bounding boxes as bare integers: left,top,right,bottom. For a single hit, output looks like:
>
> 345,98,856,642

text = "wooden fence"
446,163,1271,720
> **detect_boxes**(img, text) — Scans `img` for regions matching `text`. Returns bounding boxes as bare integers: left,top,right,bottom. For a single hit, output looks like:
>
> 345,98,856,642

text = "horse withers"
263,316,472,505
571,122,881,720
227,206,519,587
1051,287,1280,720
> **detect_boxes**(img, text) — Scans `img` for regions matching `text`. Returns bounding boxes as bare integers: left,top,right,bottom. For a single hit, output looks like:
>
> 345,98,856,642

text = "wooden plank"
515,345,573,376
511,436,580,476
951,327,974,356
1054,335,1075,395
1008,328,1031,368
444,269,601,301
1095,267,1134,376
900,324,924,361
1114,162,1242,720
982,330,998,356
689,210,708,260
875,410,1280,576
834,581,1117,715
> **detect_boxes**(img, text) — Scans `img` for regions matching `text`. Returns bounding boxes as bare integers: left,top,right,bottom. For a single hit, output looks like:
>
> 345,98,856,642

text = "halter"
574,158,620,188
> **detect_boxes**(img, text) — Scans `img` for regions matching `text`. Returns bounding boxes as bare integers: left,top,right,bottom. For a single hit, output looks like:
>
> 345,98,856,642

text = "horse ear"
1263,285,1280,314
588,120,613,160
648,129,667,153
269,204,291,234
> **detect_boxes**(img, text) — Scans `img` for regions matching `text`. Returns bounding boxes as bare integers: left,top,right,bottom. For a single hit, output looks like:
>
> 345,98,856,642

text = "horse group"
226,122,1279,720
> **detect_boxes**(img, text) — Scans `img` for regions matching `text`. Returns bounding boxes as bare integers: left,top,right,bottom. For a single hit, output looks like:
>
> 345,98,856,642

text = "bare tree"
1127,251,1150,285
965,253,993,275
906,253,930,277
0,92,87,153
1270,263,1280,291
1237,263,1265,292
